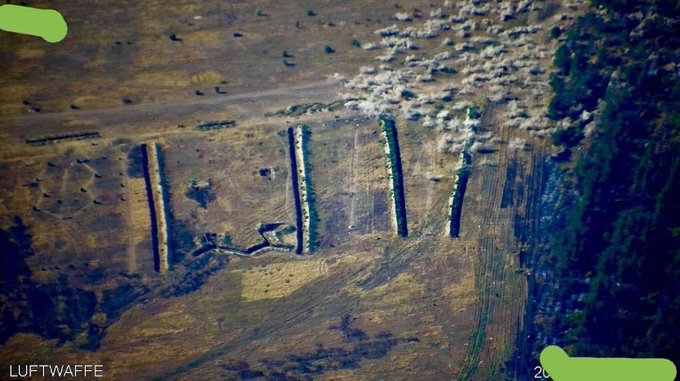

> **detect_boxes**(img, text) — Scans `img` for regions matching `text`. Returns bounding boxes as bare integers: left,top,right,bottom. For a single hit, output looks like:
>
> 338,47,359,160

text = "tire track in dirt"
459,118,512,380
348,127,360,229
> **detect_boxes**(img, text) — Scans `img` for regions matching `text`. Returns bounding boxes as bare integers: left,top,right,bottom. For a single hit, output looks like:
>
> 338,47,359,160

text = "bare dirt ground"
0,0,585,379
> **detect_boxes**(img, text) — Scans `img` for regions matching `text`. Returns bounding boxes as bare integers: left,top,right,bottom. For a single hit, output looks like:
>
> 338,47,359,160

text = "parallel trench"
141,143,171,273
448,151,472,238
287,128,304,255
380,117,408,238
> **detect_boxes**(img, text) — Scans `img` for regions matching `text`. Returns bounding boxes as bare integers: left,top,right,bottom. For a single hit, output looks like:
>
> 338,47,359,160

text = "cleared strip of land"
294,126,315,252
287,125,317,253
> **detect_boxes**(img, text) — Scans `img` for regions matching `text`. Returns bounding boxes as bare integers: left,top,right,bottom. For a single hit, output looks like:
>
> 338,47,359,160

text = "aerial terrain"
0,0,678,380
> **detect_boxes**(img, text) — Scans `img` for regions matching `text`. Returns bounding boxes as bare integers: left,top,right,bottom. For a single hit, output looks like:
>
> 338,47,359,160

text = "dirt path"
0,79,342,125
348,127,360,229
0,105,353,165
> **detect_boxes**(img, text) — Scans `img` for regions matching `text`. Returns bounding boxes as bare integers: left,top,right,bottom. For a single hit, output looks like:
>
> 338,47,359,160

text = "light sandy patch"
237,258,329,301
190,70,224,86
16,48,45,59
128,178,151,246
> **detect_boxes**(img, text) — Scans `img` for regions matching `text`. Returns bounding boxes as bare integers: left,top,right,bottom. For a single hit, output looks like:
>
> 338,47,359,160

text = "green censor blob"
540,345,677,381
0,4,67,43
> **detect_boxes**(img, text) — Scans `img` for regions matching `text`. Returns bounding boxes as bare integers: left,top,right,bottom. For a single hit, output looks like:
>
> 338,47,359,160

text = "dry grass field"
0,0,586,379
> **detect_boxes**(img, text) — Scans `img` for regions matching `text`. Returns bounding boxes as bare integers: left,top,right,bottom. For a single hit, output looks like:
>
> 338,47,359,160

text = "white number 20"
533,366,550,379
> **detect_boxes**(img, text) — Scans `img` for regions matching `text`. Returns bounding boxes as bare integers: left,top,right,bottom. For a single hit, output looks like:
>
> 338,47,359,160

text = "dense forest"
543,0,679,366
